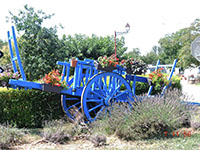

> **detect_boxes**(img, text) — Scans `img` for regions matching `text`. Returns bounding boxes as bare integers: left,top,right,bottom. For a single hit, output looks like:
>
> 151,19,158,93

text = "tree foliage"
8,5,64,80
7,5,127,80
122,48,141,60
61,34,127,61
157,19,200,68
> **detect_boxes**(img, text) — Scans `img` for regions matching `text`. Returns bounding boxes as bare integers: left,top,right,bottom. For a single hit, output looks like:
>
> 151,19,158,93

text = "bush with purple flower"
0,71,20,87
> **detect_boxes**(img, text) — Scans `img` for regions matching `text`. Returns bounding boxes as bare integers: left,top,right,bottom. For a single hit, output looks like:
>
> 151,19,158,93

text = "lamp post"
114,23,130,58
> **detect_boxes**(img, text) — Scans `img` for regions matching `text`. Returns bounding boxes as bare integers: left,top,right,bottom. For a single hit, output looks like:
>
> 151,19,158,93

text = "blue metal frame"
8,26,26,81
7,26,178,98
8,26,200,122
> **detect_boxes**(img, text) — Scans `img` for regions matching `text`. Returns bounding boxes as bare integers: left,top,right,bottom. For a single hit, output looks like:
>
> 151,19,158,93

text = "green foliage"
157,19,200,68
91,90,196,140
0,124,25,149
124,75,182,95
7,5,127,80
8,5,65,80
141,51,158,65
122,48,141,60
0,40,7,49
62,34,127,61
0,88,64,128
0,45,11,67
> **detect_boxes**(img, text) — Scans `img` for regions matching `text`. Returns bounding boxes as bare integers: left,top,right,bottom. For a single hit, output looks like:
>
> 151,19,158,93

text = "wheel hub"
104,96,114,106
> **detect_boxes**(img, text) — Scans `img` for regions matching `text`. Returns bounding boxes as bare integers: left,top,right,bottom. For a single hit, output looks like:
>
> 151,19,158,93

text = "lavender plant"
91,89,198,140
0,124,25,149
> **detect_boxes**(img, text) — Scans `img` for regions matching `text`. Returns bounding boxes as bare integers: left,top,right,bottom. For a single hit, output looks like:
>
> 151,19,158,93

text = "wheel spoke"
72,106,82,119
108,76,112,90
86,99,103,103
113,90,128,99
95,106,105,119
89,103,103,112
67,101,81,110
95,81,106,96
103,76,107,92
111,82,123,96
90,90,102,98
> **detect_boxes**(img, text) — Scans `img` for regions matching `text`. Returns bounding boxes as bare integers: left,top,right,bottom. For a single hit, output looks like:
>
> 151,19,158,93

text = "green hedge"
0,76,181,128
0,88,64,128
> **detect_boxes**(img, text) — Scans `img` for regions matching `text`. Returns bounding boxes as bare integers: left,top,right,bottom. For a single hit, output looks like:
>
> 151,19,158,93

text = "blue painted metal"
161,59,177,95
9,26,193,122
147,60,160,96
11,26,26,81
81,72,133,122
7,31,18,73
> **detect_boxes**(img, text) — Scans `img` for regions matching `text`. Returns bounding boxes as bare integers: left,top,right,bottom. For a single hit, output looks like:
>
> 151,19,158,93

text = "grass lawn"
11,128,200,150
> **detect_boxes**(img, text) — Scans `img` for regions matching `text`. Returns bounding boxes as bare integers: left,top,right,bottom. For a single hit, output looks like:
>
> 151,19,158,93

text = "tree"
122,48,141,60
61,34,127,61
8,5,65,80
7,5,128,80
157,19,200,68
0,40,7,49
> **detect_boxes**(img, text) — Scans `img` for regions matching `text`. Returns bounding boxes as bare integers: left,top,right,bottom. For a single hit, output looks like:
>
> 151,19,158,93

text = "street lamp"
114,23,130,58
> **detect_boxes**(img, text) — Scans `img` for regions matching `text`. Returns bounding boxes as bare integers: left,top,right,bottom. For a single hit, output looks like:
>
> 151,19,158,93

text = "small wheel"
61,95,82,122
81,72,134,122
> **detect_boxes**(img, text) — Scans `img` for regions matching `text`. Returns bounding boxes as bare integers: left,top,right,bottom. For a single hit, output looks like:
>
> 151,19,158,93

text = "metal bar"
7,31,18,73
167,59,177,80
148,60,160,96
66,64,70,83
161,59,177,95
132,75,136,95
85,67,89,83
61,63,66,82
9,79,42,90
12,26,26,81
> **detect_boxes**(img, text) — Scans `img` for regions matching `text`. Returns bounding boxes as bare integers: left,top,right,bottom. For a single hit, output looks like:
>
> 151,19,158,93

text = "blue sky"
1,0,200,54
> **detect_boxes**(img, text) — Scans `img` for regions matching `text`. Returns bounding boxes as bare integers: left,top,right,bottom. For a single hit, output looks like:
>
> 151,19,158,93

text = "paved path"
181,80,200,103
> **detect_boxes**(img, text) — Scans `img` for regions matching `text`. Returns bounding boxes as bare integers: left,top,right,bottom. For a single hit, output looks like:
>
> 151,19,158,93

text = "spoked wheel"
61,95,82,122
81,72,134,122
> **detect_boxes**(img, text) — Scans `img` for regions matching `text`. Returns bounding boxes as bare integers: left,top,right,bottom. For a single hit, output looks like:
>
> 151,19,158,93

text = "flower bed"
97,54,118,72
42,69,67,93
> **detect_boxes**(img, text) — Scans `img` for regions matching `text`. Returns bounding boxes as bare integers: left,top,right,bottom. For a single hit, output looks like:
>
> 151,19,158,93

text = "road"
181,80,200,103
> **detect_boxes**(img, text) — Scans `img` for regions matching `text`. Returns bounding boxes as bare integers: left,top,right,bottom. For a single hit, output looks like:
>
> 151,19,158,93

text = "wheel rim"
61,95,82,122
81,72,133,122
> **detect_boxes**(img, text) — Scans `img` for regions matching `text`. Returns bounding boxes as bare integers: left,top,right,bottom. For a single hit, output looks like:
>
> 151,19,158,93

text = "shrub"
135,75,182,95
91,89,196,140
0,124,25,149
0,88,64,128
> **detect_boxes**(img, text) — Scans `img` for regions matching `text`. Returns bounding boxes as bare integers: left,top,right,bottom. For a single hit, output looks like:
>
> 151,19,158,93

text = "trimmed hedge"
0,88,64,128
0,76,181,128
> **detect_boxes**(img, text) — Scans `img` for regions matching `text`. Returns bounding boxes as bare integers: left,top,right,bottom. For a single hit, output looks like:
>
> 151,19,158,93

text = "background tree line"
0,5,200,80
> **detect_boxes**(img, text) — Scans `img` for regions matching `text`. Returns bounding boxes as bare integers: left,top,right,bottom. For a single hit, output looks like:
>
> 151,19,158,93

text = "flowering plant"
97,54,119,68
0,71,20,87
42,69,67,89
148,68,170,90
120,58,147,75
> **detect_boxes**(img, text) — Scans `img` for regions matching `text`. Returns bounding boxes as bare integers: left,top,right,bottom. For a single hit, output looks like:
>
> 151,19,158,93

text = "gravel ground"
181,80,200,102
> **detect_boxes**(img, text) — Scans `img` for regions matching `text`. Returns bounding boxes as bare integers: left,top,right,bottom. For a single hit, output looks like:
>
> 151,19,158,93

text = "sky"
1,0,200,55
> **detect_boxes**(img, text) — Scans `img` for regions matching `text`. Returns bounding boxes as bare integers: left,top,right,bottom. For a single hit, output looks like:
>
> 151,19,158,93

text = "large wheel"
81,72,134,122
61,95,82,122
